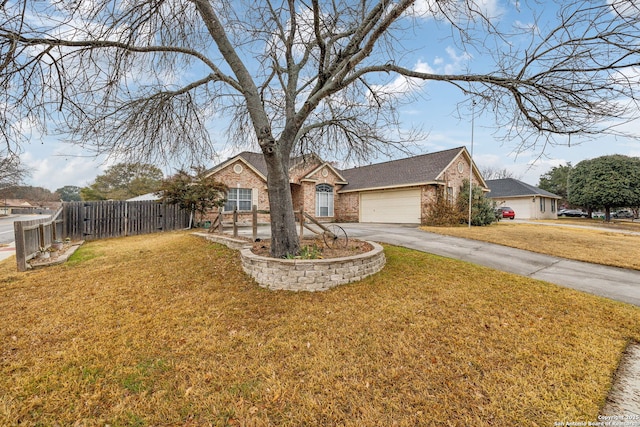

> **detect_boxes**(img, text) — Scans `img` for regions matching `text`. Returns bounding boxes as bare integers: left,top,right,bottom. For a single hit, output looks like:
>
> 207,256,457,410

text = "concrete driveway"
336,223,640,307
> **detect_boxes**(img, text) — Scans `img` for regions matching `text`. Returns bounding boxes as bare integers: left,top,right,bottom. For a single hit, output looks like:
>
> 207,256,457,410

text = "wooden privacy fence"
62,200,191,241
13,200,191,271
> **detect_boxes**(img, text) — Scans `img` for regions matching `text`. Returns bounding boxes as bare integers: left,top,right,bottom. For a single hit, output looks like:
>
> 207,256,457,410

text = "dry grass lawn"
422,220,640,271
1,231,640,426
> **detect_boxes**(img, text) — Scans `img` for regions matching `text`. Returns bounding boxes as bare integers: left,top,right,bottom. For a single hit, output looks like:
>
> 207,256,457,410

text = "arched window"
315,184,334,217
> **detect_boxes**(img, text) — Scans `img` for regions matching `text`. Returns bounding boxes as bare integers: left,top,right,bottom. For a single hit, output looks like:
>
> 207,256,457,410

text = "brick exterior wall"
208,157,349,223
334,191,359,222
297,165,344,221
439,154,482,201
418,154,483,224
206,160,270,223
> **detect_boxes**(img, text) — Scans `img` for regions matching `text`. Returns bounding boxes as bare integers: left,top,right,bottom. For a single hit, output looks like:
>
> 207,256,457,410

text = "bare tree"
480,166,520,181
0,152,29,191
1,0,639,256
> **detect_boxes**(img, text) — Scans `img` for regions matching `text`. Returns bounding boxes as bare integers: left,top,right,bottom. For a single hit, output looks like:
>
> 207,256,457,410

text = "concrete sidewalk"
0,241,15,263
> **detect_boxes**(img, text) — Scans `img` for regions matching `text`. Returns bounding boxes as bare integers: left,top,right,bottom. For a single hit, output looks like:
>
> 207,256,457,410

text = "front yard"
1,230,639,426
422,220,640,270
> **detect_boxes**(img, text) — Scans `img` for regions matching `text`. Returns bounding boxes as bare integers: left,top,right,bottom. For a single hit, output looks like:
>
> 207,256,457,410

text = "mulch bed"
251,238,373,258
28,241,83,268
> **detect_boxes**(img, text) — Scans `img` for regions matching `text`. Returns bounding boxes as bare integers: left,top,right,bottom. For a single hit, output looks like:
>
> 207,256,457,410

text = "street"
0,214,49,245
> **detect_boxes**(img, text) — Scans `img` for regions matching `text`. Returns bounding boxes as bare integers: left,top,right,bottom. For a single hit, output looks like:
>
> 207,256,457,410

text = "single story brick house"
486,178,562,220
204,146,487,224
0,199,33,215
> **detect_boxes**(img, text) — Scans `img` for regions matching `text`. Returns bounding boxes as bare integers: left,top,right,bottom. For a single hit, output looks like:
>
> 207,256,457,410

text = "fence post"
299,209,304,240
233,208,238,238
14,221,27,272
252,205,258,241
124,201,129,236
38,224,45,250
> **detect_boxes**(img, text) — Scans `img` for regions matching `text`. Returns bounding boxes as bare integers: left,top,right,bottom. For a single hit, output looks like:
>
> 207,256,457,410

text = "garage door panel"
360,189,421,223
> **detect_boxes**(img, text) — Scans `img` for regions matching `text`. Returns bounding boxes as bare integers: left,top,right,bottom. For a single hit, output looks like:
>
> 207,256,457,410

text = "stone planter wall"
194,232,385,292
240,242,385,291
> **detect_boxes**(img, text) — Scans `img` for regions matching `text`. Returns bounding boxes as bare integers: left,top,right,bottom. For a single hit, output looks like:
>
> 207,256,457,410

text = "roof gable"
207,151,326,182
303,162,348,183
486,178,561,199
205,152,268,181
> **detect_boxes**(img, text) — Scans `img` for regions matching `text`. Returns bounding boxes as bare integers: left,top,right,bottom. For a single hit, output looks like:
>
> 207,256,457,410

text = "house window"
539,197,545,212
316,184,334,217
551,199,556,213
447,187,454,204
224,188,252,211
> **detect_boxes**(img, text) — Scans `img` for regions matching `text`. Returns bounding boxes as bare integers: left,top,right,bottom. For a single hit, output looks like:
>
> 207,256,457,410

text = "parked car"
591,212,605,219
497,206,515,220
558,209,588,218
612,210,634,219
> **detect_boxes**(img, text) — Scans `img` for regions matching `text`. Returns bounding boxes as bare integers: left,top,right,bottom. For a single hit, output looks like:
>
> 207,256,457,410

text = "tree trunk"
263,150,300,258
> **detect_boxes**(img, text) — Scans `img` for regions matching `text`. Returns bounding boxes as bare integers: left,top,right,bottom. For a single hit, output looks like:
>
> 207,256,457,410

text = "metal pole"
468,100,475,228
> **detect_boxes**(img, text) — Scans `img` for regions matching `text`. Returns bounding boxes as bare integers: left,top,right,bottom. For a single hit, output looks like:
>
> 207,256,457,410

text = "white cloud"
369,60,434,102
608,0,640,18
443,46,472,74
368,46,470,104
409,0,504,22
22,148,108,191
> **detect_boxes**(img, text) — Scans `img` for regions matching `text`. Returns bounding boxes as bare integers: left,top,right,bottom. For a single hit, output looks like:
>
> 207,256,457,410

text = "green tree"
55,185,82,202
82,163,164,201
568,155,640,221
79,187,107,201
538,163,573,205
457,180,497,226
160,168,227,227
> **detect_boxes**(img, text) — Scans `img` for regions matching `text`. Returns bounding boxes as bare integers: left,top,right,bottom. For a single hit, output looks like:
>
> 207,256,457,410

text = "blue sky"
18,0,640,192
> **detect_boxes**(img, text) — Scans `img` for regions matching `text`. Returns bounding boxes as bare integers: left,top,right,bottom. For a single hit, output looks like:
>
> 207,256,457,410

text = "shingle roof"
236,152,268,176
338,147,465,192
486,178,561,199
0,199,32,207
211,151,322,179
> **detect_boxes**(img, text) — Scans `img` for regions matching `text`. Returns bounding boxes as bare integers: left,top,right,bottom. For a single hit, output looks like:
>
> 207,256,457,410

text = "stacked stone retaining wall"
194,232,385,291
240,242,385,291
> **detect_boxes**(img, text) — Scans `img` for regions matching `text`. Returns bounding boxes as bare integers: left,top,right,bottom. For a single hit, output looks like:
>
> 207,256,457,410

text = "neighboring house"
486,178,562,220
126,192,162,202
205,146,487,224
0,199,33,215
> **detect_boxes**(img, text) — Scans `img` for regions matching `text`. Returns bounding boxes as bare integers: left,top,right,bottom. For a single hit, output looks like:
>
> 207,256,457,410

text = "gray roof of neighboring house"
127,192,162,201
486,178,561,199
338,147,465,192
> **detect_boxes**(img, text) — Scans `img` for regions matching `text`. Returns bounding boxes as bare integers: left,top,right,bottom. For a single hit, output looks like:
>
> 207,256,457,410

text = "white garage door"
360,188,421,223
